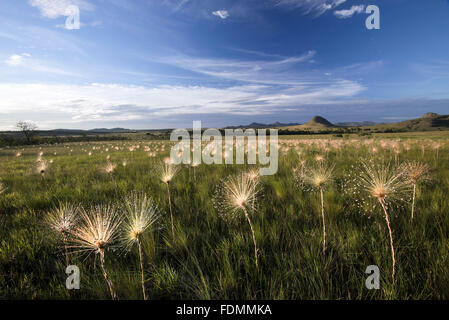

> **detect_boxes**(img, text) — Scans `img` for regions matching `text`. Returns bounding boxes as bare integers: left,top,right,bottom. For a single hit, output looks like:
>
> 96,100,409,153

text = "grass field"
0,132,448,299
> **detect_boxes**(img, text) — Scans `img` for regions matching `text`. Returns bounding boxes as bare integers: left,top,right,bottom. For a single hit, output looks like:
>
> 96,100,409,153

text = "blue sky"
0,0,449,129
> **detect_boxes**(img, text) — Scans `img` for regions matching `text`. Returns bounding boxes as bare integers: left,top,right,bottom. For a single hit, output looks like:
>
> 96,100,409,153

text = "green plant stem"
62,233,69,266
137,236,147,300
243,207,258,268
99,249,117,300
411,183,416,221
166,182,175,240
379,198,396,283
320,187,327,254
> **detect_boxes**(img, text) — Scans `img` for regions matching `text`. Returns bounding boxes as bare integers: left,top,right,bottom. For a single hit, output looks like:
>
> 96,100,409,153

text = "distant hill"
32,128,134,137
87,128,132,133
366,113,449,131
225,121,300,129
3,113,449,140
421,112,439,119
300,116,336,128
226,117,380,131
284,116,336,130
48,128,132,133
336,121,377,127
278,113,449,132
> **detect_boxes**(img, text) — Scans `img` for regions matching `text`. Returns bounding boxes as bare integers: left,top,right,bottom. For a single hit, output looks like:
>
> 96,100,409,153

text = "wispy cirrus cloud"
157,50,318,85
162,0,190,12
410,60,449,78
334,5,365,19
273,0,347,16
161,0,346,18
3,53,76,76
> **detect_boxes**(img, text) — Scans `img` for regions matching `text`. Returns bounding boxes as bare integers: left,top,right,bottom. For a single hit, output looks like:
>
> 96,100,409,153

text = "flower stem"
243,207,258,268
166,183,175,240
110,173,119,199
379,198,396,282
137,236,147,300
62,233,69,266
320,187,327,254
99,249,117,300
411,183,416,221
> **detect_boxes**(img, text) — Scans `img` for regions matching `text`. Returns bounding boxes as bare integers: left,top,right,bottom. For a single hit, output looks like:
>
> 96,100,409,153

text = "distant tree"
16,121,38,143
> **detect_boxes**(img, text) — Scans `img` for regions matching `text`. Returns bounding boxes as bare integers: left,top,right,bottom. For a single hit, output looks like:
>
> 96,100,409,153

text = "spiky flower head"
358,161,410,202
400,161,431,185
36,160,49,176
68,205,122,255
158,161,179,184
45,202,79,234
121,192,160,250
103,162,117,174
342,160,412,215
244,168,260,183
295,161,335,191
214,173,260,220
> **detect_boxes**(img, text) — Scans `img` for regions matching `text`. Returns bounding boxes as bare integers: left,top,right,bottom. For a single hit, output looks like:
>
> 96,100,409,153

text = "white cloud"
5,54,29,66
158,51,317,85
334,5,365,19
28,0,93,19
4,53,75,76
212,10,229,19
0,81,364,128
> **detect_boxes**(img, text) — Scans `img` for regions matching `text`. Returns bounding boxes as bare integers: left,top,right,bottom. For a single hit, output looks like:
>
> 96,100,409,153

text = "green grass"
0,132,448,299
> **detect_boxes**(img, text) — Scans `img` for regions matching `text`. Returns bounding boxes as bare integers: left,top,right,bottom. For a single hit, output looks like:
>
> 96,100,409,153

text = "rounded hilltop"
299,116,336,129
421,112,439,119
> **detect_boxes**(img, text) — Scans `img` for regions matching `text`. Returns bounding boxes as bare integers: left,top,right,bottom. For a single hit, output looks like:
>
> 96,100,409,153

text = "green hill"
367,113,449,131
284,116,336,130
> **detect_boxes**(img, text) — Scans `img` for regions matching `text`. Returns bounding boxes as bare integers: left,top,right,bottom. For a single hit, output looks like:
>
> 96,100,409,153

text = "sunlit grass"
0,133,448,299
